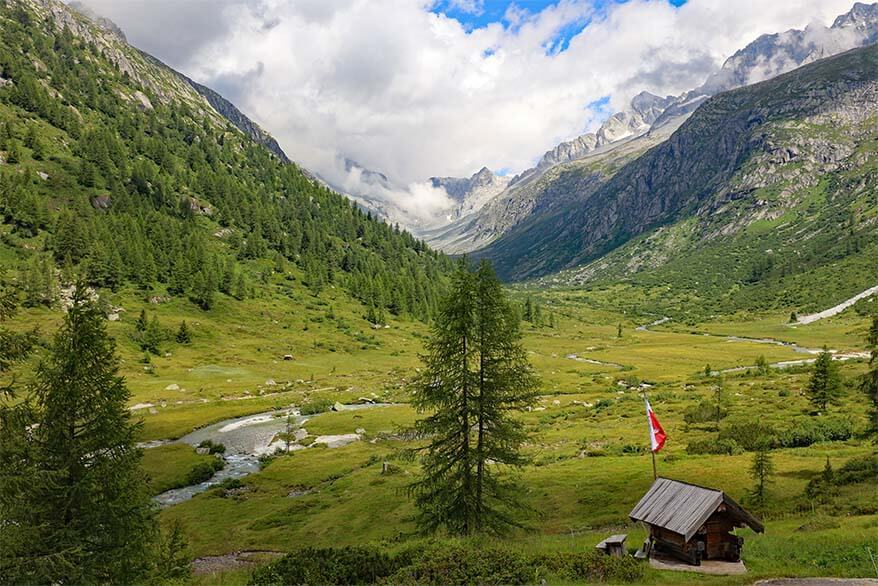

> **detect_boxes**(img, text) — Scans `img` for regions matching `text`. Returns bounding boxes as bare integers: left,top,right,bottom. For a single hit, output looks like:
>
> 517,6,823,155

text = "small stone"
331,402,345,412
355,428,366,435
164,383,180,391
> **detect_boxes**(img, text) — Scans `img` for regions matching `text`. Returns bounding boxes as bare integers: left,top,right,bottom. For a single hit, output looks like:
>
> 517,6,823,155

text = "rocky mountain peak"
833,2,878,31
630,91,676,125
472,166,494,185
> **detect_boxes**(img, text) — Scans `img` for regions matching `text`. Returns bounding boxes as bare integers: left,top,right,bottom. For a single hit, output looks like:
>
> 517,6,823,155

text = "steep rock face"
476,43,878,280
509,91,674,190
430,167,510,221
424,117,686,255
184,77,290,163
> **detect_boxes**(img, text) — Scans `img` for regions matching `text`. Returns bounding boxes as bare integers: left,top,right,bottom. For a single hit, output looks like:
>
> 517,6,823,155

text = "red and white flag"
645,398,666,453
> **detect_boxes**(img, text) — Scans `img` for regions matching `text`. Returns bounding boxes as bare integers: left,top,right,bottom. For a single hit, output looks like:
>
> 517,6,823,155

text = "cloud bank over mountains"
77,0,856,223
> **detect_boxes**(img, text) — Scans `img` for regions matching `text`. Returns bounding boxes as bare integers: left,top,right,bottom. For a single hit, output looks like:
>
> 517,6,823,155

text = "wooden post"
651,449,657,480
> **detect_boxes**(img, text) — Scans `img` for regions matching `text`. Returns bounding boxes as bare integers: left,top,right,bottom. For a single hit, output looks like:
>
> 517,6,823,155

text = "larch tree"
409,261,478,535
749,440,775,508
472,261,539,532
409,260,538,536
0,286,158,583
861,316,878,442
806,347,842,412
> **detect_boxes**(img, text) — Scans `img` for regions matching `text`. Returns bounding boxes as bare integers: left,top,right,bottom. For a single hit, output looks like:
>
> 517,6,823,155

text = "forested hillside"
0,0,450,318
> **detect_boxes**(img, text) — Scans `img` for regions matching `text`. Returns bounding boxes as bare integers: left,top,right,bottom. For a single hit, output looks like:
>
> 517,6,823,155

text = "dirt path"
754,578,878,586
193,551,283,575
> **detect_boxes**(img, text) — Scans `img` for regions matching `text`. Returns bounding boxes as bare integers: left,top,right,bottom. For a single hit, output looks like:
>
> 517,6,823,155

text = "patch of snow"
797,285,878,324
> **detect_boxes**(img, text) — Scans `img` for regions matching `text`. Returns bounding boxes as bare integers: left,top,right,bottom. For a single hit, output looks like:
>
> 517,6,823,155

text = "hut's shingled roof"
629,477,764,542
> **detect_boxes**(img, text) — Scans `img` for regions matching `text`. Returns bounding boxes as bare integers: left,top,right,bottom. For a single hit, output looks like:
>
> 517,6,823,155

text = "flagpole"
644,391,657,480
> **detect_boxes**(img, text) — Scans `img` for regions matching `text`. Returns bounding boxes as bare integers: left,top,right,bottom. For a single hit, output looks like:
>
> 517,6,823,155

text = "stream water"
153,403,392,507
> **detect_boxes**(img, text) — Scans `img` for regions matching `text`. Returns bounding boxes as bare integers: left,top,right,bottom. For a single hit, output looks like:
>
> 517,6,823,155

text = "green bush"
686,438,743,455
249,544,644,586
390,545,539,585
197,439,227,454
248,546,398,585
535,551,643,583
683,399,727,426
775,417,853,448
834,454,878,485
719,420,776,451
185,459,224,485
300,399,334,415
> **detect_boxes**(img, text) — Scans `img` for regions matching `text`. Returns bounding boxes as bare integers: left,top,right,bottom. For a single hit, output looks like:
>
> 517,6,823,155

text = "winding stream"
634,317,868,373
152,403,392,507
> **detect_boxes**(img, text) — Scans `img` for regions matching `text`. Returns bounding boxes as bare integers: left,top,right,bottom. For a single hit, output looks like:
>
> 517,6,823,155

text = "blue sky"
432,1,689,29
432,0,689,55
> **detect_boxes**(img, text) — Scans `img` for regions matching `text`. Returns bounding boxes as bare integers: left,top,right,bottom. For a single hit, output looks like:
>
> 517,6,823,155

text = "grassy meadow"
10,281,878,584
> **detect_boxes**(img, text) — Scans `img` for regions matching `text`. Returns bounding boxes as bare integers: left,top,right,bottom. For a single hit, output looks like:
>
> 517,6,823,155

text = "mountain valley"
0,1,877,584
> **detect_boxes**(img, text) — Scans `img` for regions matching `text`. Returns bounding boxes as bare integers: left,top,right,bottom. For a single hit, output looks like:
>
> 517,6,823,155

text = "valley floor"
11,284,878,585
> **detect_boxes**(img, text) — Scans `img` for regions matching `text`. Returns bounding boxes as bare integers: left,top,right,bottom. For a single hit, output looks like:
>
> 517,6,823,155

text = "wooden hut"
629,478,764,566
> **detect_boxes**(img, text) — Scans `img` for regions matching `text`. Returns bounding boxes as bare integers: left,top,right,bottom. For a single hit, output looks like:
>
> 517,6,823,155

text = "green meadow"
9,278,877,584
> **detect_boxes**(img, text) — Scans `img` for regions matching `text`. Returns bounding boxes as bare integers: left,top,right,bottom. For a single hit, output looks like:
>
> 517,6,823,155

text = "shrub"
249,546,398,585
300,399,334,415
185,459,223,485
197,439,227,454
775,417,853,448
686,438,743,455
719,420,776,451
249,544,644,586
390,545,539,585
219,478,244,490
834,454,878,485
796,516,840,532
535,551,643,583
683,399,727,426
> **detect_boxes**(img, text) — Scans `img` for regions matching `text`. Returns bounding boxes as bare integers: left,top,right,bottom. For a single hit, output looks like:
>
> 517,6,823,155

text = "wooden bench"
595,534,628,558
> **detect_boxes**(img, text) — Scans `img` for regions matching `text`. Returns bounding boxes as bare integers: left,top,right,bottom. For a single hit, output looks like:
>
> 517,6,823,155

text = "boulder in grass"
331,402,345,412
164,383,181,391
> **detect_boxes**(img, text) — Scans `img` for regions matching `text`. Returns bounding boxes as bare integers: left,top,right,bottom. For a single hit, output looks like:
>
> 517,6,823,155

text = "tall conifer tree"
861,316,878,442
0,286,157,583
409,260,537,535
807,348,842,412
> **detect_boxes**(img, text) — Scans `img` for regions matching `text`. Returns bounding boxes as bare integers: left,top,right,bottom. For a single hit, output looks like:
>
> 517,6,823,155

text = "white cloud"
78,0,857,221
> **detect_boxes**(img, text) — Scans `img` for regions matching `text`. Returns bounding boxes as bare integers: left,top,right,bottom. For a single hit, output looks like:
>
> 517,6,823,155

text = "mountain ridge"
476,40,878,300
425,1,878,255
